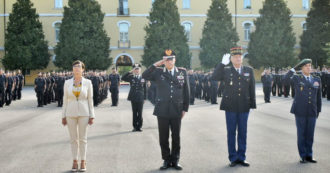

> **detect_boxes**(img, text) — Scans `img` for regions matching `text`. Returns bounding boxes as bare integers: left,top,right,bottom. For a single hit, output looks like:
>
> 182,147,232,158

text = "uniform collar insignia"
163,66,178,73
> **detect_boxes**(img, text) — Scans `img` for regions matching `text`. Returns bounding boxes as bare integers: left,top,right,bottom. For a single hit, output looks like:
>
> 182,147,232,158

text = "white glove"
221,53,231,65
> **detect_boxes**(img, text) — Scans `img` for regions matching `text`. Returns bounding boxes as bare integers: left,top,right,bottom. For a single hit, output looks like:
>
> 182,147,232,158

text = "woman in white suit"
62,60,95,172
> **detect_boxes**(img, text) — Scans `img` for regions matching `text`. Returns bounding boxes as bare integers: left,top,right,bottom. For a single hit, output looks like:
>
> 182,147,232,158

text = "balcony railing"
118,40,131,49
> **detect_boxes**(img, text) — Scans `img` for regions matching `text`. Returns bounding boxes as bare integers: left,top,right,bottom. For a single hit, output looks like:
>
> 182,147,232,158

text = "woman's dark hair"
72,60,85,70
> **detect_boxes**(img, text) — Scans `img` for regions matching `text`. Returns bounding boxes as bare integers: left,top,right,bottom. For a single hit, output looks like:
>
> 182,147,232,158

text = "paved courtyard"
0,84,329,173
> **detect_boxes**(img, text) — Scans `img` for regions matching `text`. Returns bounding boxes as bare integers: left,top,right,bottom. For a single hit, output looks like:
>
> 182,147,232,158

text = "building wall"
0,0,312,84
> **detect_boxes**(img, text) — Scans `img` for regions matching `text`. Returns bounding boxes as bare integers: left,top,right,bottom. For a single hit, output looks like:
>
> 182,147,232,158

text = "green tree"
55,0,111,70
324,43,330,65
299,0,330,68
2,0,50,73
142,0,191,68
199,0,238,69
248,0,296,69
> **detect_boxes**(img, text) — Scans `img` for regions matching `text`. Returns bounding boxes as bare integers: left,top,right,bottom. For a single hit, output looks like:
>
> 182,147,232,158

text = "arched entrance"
114,53,134,75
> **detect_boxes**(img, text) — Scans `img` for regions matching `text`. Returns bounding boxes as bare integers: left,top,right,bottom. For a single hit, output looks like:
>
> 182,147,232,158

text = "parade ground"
0,84,329,173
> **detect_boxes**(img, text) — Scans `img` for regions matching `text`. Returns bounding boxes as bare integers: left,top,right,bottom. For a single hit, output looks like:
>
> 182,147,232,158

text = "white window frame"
182,21,193,41
301,21,307,31
54,0,63,9
183,0,191,9
119,0,129,15
242,21,253,41
52,55,56,62
117,21,131,42
302,0,309,10
243,0,251,9
53,21,62,42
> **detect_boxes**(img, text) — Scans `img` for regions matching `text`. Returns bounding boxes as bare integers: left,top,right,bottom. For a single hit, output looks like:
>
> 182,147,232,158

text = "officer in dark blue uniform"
195,71,202,99
285,59,322,163
91,72,100,106
17,70,24,100
320,67,327,98
122,63,147,132
12,71,18,101
277,70,283,97
271,69,277,96
203,73,210,102
142,49,190,171
212,47,256,167
209,71,219,104
327,68,330,100
188,69,196,105
0,69,6,107
56,72,66,107
5,72,14,106
109,68,121,106
34,72,46,107
261,68,273,103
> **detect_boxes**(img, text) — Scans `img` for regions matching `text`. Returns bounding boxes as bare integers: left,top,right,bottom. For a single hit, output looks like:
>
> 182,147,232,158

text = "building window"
244,0,251,9
52,55,56,62
119,23,129,42
54,22,61,42
54,0,63,9
302,0,309,9
182,22,192,41
118,0,129,15
244,23,252,41
302,23,307,31
183,0,191,9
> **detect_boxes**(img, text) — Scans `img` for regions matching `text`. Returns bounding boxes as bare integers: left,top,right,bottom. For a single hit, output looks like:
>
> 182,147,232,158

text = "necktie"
307,77,310,82
237,69,240,74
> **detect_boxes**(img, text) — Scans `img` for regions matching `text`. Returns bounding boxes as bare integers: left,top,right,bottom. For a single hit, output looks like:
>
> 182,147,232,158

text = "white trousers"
66,116,89,160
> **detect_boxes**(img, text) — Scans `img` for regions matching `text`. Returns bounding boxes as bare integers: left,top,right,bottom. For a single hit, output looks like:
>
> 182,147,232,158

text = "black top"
142,65,190,119
122,72,147,102
109,73,120,88
212,63,256,113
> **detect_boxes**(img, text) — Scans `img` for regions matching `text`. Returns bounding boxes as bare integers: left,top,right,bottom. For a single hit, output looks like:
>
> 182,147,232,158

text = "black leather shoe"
306,157,317,163
229,160,239,167
160,161,171,170
300,157,307,163
137,129,143,132
132,129,137,132
239,160,250,167
172,162,183,170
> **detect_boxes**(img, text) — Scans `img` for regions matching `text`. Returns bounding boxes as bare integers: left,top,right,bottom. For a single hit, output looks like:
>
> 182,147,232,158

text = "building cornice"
0,13,308,18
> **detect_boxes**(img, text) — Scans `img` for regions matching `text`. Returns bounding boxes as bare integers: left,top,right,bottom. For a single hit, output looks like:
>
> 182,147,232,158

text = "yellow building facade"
0,0,312,84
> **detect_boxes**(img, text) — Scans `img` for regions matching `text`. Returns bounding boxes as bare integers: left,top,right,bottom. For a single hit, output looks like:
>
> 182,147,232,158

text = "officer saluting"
142,49,190,170
122,63,147,132
284,59,322,163
212,47,256,167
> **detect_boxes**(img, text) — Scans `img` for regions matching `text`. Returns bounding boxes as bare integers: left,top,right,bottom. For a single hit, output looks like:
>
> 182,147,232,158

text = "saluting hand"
221,53,231,65
153,59,165,67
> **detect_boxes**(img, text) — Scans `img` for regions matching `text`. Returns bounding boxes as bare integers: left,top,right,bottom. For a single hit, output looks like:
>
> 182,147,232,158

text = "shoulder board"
297,74,304,78
312,75,320,79
177,67,186,71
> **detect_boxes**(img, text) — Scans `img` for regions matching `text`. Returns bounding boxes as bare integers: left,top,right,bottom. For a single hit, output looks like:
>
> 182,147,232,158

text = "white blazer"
62,77,95,118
